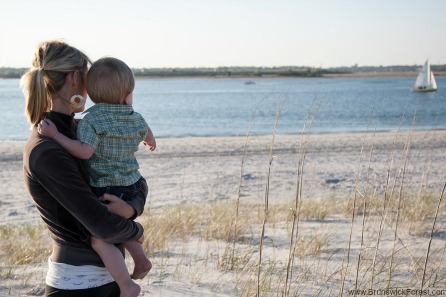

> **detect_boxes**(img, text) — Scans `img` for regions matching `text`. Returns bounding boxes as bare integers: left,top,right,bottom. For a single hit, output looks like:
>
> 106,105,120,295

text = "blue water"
1,77,445,140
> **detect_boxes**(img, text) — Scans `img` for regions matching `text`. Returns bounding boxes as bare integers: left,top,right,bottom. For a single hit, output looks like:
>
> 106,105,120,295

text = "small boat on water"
244,80,255,85
412,59,437,92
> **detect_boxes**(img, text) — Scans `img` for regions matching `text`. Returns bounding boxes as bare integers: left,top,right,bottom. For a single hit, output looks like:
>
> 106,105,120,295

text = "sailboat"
412,59,437,92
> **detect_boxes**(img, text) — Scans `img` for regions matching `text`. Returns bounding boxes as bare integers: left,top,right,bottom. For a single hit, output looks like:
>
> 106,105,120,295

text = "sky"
1,0,445,69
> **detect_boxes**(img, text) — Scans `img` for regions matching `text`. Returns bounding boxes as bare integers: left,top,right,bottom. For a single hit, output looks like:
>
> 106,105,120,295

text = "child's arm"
37,119,95,160
143,127,156,151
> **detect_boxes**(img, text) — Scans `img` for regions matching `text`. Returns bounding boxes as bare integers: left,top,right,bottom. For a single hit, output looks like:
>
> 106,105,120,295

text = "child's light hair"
87,57,135,104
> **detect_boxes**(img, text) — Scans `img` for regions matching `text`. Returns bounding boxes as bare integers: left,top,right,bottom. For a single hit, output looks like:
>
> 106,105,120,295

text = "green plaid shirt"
78,103,149,187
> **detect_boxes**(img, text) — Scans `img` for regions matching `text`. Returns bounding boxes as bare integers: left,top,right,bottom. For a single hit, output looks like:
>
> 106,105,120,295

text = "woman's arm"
30,142,142,243
38,119,95,159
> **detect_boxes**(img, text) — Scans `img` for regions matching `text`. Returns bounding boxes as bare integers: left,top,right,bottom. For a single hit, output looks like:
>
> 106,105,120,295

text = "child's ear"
122,93,133,105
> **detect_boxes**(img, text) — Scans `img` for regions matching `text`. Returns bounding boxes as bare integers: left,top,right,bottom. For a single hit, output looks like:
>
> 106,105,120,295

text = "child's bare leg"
91,237,140,297
124,240,152,279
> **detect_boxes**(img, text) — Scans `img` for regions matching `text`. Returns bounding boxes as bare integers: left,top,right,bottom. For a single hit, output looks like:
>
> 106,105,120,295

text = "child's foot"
131,258,152,280
119,281,141,297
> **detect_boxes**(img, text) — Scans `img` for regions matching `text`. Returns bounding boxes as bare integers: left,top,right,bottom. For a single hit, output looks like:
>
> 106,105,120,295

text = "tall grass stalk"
230,100,259,270
340,114,373,297
416,132,434,202
388,114,415,286
370,111,405,287
421,181,446,288
257,99,284,296
283,98,320,297
355,131,376,291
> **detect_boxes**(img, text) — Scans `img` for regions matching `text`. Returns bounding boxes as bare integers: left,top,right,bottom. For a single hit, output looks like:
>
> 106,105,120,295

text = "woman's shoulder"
25,132,74,168
26,130,60,153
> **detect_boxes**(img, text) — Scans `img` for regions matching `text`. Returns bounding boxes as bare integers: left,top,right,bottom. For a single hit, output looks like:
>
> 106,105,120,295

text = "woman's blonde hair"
86,57,135,104
20,41,90,126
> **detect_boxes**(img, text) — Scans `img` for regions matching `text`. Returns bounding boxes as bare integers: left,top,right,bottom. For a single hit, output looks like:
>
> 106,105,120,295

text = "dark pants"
45,282,120,297
90,177,148,218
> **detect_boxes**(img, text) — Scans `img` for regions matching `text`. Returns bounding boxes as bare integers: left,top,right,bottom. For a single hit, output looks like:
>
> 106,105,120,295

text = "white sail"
412,59,437,92
430,71,437,89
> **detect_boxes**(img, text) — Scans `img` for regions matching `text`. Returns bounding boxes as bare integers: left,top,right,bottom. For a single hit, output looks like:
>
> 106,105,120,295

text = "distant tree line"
131,66,336,78
1,65,446,79
0,68,27,78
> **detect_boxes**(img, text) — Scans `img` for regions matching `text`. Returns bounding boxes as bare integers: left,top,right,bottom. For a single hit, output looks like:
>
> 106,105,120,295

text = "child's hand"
37,119,59,138
143,128,156,151
143,139,156,151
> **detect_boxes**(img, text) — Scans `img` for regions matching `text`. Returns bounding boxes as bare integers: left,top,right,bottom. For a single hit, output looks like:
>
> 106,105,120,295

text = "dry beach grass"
0,128,445,296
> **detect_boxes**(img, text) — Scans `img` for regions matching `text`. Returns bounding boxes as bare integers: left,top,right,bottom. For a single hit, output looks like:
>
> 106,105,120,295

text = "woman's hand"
99,193,136,219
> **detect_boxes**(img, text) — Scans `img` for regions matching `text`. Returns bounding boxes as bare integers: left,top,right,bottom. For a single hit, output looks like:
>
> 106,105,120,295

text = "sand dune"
1,130,445,296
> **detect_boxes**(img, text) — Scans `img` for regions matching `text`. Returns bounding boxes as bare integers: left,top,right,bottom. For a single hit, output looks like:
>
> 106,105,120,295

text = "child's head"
86,57,135,104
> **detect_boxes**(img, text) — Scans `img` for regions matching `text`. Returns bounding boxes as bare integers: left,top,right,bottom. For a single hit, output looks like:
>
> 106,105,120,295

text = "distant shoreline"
323,71,446,78
2,65,446,79
3,128,446,142
2,72,446,79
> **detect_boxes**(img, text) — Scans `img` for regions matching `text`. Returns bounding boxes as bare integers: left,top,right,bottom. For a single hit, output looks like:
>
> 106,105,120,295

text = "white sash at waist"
46,257,114,290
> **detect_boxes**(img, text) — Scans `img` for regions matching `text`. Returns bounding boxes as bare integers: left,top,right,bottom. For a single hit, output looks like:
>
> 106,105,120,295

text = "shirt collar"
82,103,134,115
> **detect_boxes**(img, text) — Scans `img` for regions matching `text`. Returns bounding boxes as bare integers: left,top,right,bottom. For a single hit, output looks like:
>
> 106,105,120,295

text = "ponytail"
20,68,50,126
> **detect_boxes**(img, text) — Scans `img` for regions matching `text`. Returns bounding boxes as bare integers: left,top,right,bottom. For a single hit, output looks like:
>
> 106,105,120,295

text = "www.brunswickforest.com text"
348,288,446,296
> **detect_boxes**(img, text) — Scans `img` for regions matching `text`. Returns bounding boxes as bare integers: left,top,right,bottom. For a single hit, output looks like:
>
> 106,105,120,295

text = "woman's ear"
66,71,75,85
67,70,81,87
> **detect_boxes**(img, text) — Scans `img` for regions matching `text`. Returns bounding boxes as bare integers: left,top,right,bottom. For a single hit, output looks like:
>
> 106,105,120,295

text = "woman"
21,41,144,297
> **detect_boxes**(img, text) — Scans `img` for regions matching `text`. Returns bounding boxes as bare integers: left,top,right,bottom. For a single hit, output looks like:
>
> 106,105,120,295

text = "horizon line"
2,63,446,70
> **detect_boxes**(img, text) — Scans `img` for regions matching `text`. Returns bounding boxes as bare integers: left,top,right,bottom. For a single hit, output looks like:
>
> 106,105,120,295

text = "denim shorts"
90,177,148,217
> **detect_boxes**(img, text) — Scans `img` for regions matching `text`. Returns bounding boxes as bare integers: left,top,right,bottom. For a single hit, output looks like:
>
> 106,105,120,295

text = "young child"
38,57,155,297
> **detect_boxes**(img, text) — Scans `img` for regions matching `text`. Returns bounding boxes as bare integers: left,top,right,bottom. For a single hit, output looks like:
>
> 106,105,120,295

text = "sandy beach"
1,130,446,296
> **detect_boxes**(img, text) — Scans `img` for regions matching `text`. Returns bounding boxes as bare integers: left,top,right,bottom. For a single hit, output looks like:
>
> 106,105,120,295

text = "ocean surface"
1,76,445,140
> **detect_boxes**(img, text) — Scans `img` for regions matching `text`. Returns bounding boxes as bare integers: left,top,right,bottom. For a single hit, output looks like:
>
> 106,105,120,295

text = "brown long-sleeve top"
23,111,144,266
